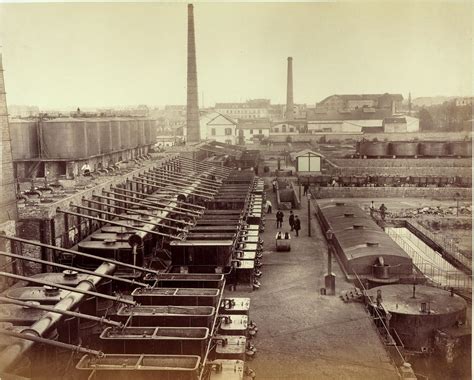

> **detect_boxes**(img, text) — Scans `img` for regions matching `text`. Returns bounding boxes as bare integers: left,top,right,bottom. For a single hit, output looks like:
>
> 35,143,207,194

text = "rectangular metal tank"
100,326,209,357
115,305,216,328
76,354,201,380
131,287,220,307
143,273,224,289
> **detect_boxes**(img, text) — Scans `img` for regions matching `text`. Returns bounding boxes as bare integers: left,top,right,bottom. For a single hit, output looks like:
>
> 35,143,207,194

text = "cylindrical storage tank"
144,120,152,145
119,118,131,150
137,119,146,147
419,141,448,157
129,119,139,148
449,141,472,157
85,119,100,157
40,118,88,159
149,119,157,145
9,120,39,159
389,142,419,157
98,119,112,154
358,141,389,157
110,119,122,152
366,285,467,351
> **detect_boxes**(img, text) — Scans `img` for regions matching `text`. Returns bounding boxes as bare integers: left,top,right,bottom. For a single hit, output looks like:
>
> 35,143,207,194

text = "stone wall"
333,158,471,168
313,187,472,200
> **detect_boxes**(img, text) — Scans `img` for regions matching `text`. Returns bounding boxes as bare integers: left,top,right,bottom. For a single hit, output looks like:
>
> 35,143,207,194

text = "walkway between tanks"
231,189,399,380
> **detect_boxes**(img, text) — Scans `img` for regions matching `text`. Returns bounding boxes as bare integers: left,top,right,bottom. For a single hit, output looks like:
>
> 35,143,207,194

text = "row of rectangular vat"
357,140,472,158
9,117,158,160
316,201,414,286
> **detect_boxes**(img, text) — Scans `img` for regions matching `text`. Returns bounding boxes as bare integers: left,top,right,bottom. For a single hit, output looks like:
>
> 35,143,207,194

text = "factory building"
215,99,270,120
316,93,403,114
237,120,271,145
199,112,237,144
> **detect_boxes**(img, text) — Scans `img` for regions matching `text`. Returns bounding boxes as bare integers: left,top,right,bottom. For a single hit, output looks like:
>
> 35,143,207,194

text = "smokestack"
0,53,18,223
285,57,294,121
186,4,200,143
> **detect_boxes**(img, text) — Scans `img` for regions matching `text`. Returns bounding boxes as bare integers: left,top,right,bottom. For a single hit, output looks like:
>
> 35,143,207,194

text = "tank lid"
43,285,60,296
62,269,78,279
344,213,354,217
366,242,380,247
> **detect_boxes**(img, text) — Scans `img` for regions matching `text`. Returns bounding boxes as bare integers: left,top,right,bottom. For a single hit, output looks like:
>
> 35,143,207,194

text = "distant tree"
419,108,434,131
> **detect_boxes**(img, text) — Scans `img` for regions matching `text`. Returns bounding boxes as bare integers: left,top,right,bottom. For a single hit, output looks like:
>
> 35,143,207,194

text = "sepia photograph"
0,1,471,379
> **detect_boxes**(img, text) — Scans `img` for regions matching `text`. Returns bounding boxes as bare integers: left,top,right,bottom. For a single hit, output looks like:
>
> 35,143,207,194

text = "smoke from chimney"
186,4,200,143
285,57,294,121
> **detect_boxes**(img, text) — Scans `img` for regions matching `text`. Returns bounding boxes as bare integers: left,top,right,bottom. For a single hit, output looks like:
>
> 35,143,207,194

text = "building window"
290,127,294,132
250,129,253,134
282,125,287,133
224,128,232,136
211,128,216,136
258,129,262,134
274,127,279,133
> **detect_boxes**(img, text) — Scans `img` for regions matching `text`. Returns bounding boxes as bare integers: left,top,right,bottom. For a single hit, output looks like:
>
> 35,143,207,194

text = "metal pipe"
107,187,204,213
146,169,220,189
0,296,123,327
85,197,193,226
176,161,228,176
0,329,104,357
177,157,230,173
0,250,148,288
141,172,219,192
0,262,114,372
57,209,183,240
151,167,221,187
127,178,215,199
0,235,157,275
95,192,200,218
0,271,136,306
70,203,186,232
135,174,218,196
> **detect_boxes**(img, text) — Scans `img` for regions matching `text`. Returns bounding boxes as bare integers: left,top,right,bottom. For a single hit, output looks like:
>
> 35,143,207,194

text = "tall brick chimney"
285,57,294,121
0,53,18,223
186,4,200,143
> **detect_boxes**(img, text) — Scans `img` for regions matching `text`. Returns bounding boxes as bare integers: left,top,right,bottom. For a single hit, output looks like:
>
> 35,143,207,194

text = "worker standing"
276,210,284,228
81,162,91,176
289,210,295,231
303,183,309,196
265,199,273,214
379,203,387,220
272,179,277,193
293,216,301,237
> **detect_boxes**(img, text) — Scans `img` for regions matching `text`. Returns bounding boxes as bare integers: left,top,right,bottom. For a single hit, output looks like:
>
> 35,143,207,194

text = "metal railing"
387,228,472,293
408,220,472,271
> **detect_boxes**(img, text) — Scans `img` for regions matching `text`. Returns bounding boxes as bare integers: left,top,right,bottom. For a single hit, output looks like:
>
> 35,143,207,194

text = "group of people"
276,210,301,236
370,201,388,220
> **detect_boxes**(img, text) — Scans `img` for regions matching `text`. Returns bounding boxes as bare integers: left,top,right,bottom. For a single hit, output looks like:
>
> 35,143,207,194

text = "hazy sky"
0,1,472,109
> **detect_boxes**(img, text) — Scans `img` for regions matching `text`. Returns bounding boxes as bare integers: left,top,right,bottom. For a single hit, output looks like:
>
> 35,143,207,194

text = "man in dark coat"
293,216,301,237
276,210,284,228
289,211,295,231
